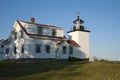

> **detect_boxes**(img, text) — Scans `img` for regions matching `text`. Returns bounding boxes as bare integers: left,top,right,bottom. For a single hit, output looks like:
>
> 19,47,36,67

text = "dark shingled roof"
56,40,80,47
67,40,79,47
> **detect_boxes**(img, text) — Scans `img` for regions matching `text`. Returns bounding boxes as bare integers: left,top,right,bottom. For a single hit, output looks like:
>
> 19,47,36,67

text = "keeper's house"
0,13,90,61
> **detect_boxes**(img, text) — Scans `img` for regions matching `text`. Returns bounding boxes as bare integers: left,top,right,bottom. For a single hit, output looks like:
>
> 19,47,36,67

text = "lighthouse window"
76,21,80,24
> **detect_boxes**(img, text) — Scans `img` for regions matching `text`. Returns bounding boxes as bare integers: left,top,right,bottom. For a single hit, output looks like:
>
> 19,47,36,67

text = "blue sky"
0,0,120,61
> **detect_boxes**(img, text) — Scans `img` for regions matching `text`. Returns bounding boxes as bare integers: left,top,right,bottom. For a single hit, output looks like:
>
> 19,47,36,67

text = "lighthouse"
68,12,90,58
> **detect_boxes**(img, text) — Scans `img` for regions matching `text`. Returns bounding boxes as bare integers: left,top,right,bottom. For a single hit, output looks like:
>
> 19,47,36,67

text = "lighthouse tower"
68,12,90,58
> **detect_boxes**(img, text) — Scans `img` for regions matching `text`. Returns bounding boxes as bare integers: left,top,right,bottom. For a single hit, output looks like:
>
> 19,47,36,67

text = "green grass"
0,61,120,80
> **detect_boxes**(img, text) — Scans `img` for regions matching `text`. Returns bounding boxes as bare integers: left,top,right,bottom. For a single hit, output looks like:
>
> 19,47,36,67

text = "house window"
6,48,9,54
46,45,50,53
52,29,56,36
21,45,24,53
63,46,67,54
1,45,4,48
69,46,73,54
14,46,16,54
21,30,23,38
14,32,17,40
35,44,41,53
37,27,43,35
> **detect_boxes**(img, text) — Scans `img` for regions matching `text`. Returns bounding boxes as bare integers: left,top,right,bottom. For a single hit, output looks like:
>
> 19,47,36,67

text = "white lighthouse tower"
68,12,90,58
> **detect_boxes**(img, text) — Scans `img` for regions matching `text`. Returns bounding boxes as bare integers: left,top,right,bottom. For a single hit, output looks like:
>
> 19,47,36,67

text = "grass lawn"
0,61,120,80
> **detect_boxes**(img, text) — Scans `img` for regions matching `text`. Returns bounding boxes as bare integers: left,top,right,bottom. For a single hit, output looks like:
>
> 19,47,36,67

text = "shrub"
68,56,89,61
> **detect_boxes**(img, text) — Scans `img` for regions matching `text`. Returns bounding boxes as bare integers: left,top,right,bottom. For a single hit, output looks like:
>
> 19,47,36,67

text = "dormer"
16,18,66,40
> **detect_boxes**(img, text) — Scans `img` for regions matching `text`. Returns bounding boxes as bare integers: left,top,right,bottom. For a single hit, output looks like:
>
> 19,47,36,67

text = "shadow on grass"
0,61,88,80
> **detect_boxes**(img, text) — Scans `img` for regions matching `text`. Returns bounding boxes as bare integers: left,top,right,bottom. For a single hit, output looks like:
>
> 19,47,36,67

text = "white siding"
68,31,90,58
57,42,69,59
56,29,64,37
25,39,57,59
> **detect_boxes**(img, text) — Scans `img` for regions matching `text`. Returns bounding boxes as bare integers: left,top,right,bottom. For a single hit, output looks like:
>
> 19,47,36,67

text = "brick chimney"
30,17,35,24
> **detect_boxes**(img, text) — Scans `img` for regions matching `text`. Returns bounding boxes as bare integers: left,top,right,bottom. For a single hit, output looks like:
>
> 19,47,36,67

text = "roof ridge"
17,20,63,29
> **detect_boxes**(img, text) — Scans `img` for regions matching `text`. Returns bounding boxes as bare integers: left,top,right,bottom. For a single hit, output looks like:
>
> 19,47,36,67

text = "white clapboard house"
0,14,90,61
